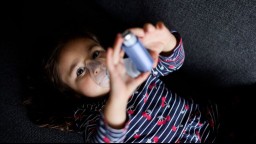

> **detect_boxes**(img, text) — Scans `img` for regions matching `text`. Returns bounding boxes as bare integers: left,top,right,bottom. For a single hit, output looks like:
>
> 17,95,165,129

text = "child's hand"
106,34,150,101
129,21,177,67
104,34,150,129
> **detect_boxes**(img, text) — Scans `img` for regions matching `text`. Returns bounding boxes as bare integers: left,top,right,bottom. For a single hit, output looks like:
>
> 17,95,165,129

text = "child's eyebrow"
68,44,98,77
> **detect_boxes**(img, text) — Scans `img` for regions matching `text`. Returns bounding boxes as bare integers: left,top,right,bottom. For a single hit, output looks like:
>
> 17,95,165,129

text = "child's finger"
113,34,123,65
156,21,165,29
120,49,125,59
143,23,155,33
130,72,150,89
106,47,114,72
128,28,145,38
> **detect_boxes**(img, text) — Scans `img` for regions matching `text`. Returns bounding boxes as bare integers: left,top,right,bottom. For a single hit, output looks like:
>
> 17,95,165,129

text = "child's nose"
93,67,100,75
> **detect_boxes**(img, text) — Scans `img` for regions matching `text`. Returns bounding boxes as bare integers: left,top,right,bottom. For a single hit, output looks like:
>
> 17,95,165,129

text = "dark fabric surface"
1,0,256,143
0,2,83,142
95,0,256,87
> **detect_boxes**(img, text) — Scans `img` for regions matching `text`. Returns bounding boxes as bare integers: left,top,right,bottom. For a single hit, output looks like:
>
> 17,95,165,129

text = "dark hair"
23,31,100,132
44,31,99,94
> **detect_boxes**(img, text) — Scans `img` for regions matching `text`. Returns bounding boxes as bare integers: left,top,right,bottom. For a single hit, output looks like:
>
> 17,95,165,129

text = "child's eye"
76,67,86,77
92,51,101,59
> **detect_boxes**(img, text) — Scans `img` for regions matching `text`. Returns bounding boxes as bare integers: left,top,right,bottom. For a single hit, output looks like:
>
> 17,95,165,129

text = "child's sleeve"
152,30,185,77
88,112,130,143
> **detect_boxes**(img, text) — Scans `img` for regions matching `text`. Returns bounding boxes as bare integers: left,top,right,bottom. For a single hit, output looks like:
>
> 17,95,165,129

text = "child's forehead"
64,37,97,48
60,38,98,53
57,38,96,73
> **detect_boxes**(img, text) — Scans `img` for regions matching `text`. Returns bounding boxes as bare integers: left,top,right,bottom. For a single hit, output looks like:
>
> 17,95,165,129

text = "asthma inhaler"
121,30,153,77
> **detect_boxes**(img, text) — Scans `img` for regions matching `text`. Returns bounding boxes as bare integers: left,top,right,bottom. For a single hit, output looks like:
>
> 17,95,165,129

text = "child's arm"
89,34,150,143
105,34,149,129
156,31,184,76
130,22,185,77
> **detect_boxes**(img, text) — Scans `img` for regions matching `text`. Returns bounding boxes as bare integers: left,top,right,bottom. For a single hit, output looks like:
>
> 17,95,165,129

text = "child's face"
57,38,110,98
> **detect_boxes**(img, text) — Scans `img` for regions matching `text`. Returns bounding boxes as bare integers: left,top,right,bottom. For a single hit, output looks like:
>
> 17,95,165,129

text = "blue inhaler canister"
121,31,153,74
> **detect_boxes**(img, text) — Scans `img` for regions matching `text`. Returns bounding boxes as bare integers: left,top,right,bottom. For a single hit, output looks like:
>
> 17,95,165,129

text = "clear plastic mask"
85,59,110,88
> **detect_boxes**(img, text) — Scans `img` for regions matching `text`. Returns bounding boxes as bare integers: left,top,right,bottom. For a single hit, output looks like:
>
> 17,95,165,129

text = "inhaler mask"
86,59,110,88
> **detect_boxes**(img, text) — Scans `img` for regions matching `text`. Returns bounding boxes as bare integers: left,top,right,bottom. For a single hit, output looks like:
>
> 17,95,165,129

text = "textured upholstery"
1,0,255,143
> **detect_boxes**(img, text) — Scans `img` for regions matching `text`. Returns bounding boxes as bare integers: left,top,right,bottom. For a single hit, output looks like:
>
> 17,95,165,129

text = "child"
44,22,219,143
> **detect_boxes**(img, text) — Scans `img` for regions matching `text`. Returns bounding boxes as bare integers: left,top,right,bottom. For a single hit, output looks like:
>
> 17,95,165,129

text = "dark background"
1,0,256,143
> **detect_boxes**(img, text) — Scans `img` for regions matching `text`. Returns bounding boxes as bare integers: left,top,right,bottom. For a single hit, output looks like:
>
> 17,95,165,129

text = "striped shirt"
74,31,219,143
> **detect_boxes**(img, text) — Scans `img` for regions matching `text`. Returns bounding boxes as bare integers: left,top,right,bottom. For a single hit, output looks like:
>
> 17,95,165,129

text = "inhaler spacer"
86,59,110,88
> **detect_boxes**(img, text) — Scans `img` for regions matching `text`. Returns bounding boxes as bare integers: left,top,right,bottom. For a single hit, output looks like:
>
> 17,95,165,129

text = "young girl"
44,22,219,143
